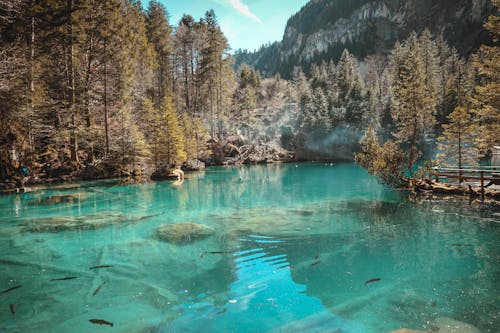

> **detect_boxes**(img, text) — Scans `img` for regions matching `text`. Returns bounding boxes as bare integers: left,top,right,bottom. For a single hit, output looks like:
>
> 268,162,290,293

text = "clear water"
0,163,499,333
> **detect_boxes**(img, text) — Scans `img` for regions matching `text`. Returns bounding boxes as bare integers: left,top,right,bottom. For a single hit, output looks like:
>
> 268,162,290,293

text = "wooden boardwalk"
431,166,500,200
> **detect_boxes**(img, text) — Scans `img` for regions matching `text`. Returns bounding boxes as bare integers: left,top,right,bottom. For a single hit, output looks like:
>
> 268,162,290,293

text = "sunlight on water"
0,163,498,333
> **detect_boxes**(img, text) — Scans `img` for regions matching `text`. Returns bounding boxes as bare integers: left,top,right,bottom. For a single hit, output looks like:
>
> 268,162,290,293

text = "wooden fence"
430,166,500,200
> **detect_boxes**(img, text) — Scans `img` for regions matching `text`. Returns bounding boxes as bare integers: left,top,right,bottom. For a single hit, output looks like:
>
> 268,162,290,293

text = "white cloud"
225,0,262,24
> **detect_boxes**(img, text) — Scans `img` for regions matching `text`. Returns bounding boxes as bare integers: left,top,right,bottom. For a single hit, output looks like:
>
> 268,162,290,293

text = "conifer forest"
0,0,498,188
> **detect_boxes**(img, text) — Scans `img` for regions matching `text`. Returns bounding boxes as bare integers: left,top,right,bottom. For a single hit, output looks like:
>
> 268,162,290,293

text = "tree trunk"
67,0,79,164
104,41,109,157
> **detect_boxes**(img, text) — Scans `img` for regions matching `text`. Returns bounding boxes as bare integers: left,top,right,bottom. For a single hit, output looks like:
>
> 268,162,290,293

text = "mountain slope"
235,0,492,78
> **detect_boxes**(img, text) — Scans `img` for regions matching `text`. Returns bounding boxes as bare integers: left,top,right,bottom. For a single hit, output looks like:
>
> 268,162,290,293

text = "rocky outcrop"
235,0,492,78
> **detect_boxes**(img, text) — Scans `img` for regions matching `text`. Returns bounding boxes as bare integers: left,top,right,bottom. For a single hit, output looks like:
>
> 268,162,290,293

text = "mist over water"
0,163,498,333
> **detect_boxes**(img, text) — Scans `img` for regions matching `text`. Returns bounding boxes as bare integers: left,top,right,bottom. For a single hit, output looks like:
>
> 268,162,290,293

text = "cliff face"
235,0,492,78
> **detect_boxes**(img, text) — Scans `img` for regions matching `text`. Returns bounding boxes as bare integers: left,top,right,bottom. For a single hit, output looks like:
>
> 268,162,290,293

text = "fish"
93,282,105,296
431,301,437,307
89,319,114,327
216,308,227,315
89,265,113,270
50,276,78,281
364,278,381,285
311,259,321,267
9,303,15,314
200,251,206,259
206,251,234,254
0,285,22,294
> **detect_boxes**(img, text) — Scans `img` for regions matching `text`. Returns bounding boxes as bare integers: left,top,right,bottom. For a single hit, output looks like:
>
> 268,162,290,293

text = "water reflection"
163,234,364,333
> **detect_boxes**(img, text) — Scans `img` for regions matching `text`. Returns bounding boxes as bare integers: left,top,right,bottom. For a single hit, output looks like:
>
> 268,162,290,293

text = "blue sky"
158,0,309,52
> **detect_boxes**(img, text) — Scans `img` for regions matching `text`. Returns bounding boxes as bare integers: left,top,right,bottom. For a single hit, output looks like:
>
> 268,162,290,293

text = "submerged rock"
23,213,126,232
432,317,480,333
155,223,215,243
32,193,88,206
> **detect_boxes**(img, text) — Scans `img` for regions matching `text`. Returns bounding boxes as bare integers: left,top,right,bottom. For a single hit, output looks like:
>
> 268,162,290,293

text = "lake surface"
0,163,499,333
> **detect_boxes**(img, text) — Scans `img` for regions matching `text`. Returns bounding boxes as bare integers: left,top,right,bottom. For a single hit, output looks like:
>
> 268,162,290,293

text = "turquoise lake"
0,163,499,333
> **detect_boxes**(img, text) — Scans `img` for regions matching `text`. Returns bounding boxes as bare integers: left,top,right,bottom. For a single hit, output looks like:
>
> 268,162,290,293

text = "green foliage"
355,127,408,187
470,1,500,150
161,95,187,166
146,0,173,105
390,32,436,175
182,114,212,161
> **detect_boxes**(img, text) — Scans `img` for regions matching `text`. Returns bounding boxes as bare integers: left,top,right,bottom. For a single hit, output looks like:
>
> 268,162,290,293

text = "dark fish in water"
51,276,78,281
311,259,321,267
364,278,381,285
9,303,15,314
431,301,437,307
206,251,234,254
1,285,22,294
216,308,227,315
93,282,105,296
200,251,206,259
89,265,113,270
314,254,320,260
89,319,114,327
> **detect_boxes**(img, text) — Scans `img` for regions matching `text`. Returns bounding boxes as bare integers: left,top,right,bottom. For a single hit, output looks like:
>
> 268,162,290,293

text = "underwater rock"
432,317,480,333
23,213,126,232
36,193,87,205
155,223,215,243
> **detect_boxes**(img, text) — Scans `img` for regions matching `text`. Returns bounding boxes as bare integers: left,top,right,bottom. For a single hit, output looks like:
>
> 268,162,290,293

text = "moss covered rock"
155,223,215,243
23,213,126,232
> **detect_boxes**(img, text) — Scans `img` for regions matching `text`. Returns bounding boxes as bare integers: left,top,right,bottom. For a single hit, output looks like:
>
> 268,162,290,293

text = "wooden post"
480,171,485,201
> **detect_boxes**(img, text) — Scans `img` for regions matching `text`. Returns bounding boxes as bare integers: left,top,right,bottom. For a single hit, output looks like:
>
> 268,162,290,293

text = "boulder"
431,317,480,333
184,159,205,171
155,223,215,243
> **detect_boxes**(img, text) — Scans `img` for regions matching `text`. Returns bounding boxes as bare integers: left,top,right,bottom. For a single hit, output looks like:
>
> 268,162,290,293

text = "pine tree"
146,1,173,106
161,94,186,166
141,97,163,170
437,104,481,169
390,32,436,176
470,0,500,150
335,49,367,125
182,114,211,162
115,105,151,170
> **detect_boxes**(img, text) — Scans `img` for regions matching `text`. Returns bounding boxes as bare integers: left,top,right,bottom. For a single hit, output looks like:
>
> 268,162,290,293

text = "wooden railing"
431,166,500,200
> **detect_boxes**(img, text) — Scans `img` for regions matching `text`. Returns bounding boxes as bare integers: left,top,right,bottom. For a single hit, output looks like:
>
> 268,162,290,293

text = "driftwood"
409,179,500,200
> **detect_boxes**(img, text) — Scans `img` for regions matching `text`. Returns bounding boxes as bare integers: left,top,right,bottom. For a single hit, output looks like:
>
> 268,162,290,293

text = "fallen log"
409,179,500,200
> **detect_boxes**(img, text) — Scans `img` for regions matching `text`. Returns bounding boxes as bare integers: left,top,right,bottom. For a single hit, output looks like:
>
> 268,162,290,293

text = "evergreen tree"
146,0,173,106
182,114,211,162
141,97,163,170
335,49,367,125
437,104,481,169
470,0,500,150
115,104,151,170
161,94,186,166
390,32,436,176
